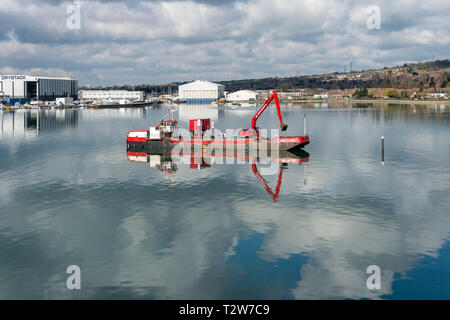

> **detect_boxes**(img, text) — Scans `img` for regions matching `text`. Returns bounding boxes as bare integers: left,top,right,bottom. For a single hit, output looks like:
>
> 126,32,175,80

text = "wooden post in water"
381,136,385,166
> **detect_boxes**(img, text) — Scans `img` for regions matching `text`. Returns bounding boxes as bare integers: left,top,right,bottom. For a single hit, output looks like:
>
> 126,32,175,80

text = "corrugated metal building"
178,80,225,103
0,75,78,101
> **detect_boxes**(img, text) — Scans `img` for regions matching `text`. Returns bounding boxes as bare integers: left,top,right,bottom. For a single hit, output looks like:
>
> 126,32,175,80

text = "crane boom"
251,91,287,132
238,91,288,137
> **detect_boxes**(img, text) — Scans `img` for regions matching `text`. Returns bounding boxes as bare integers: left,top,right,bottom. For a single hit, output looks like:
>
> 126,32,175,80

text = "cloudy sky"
0,0,449,86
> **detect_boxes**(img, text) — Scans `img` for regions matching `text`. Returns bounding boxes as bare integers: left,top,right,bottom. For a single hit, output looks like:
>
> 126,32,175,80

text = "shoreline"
260,98,450,105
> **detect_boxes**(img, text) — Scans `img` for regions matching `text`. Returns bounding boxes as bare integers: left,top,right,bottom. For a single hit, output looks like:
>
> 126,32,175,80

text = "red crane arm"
251,91,288,133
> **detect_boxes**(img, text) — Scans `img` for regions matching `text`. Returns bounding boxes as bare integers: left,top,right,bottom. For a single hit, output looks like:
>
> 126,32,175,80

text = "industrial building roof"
179,80,224,90
229,89,257,95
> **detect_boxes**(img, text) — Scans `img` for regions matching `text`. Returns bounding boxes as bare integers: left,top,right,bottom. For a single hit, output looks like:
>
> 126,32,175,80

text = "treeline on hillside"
96,59,449,94
218,60,450,92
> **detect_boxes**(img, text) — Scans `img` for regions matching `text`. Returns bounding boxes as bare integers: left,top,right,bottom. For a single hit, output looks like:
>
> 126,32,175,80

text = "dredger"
126,91,310,151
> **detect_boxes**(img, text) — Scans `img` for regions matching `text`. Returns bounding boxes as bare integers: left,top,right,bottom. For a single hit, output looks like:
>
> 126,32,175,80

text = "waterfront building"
226,90,258,101
178,80,225,103
78,90,144,101
313,94,329,99
0,75,78,101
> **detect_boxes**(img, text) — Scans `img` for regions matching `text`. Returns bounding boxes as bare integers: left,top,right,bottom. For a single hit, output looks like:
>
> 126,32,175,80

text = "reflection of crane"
239,91,288,137
251,163,285,202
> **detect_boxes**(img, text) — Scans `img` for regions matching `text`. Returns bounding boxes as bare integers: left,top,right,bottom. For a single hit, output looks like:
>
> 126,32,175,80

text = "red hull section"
127,135,310,151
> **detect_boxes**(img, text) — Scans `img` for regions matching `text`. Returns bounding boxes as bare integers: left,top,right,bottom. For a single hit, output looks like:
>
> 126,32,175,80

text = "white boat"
239,102,257,107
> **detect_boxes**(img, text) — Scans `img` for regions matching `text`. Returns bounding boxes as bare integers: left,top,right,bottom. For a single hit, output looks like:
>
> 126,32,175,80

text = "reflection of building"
0,75,78,101
0,110,79,139
78,90,144,101
178,80,225,103
1,111,31,139
178,104,219,122
26,110,78,133
81,108,146,120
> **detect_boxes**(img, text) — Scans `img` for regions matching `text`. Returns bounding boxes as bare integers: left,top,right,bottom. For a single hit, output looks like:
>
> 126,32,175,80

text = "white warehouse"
78,90,144,101
227,90,258,101
178,80,225,103
0,75,78,101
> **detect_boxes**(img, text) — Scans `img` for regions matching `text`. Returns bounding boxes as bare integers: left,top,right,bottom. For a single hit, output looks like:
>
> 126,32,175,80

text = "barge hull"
127,136,309,152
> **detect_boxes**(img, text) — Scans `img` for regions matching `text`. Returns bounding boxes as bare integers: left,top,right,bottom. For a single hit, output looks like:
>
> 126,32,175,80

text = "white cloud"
0,0,449,85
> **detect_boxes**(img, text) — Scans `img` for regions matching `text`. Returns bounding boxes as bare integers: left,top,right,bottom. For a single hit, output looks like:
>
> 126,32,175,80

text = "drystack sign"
2,76,25,80
1,75,37,81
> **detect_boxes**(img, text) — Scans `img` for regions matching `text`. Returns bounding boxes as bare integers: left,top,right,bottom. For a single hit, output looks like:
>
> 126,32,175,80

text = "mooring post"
381,136,385,166
304,113,307,136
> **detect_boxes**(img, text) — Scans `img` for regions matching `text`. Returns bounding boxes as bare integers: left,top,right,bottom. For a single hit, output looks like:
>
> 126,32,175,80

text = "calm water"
0,103,449,299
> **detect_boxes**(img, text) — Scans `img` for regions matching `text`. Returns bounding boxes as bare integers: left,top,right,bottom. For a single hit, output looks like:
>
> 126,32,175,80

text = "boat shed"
227,90,258,101
178,80,225,103
0,75,78,101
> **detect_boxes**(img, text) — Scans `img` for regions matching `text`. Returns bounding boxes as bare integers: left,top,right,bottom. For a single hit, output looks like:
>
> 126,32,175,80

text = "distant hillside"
217,59,450,92
87,59,450,94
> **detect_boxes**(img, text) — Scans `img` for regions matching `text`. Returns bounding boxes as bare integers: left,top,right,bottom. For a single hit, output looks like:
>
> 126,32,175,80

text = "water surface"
0,103,449,299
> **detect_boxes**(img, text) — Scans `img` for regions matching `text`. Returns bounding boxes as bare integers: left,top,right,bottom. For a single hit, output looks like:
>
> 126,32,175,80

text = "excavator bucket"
281,123,288,131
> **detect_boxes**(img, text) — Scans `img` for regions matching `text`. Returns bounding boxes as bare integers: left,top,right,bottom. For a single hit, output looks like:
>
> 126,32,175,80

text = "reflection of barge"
126,91,310,151
126,146,309,202
126,148,310,166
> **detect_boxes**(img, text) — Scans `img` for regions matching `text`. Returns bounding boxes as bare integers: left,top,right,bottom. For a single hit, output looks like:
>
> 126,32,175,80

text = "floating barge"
126,91,310,151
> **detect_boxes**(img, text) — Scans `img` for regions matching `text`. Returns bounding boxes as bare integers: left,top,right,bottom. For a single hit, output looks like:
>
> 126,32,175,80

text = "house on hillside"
427,92,448,99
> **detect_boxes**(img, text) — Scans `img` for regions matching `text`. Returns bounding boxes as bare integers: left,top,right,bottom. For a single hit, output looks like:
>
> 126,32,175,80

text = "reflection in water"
178,104,219,122
26,110,78,133
81,107,149,120
126,146,309,202
0,109,79,139
0,104,449,299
